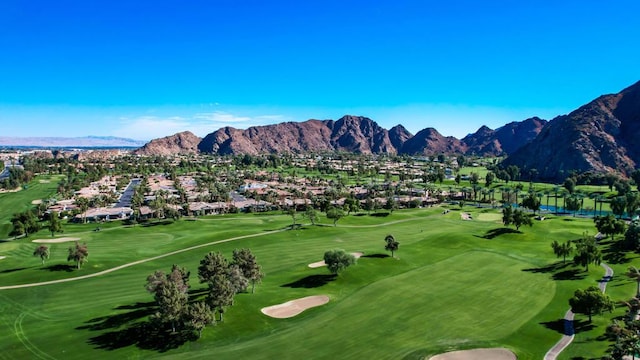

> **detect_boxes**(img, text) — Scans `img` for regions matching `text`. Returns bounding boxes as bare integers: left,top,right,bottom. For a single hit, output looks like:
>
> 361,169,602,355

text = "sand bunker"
0,256,6,260
32,237,81,244
308,252,363,268
261,295,330,318
429,348,516,360
460,212,472,220
31,199,43,205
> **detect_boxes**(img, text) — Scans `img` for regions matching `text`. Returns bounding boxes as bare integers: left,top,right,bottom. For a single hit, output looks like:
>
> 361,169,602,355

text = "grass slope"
0,199,636,359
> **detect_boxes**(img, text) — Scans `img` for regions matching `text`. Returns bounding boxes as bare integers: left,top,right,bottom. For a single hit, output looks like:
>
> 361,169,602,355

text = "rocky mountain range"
501,80,640,180
139,115,545,157
133,80,640,180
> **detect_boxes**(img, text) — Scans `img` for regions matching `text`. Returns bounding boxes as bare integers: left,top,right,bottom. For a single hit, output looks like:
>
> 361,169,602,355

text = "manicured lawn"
0,175,62,236
0,188,636,359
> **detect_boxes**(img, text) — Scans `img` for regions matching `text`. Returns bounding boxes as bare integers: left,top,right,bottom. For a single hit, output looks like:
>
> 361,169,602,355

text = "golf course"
0,177,636,359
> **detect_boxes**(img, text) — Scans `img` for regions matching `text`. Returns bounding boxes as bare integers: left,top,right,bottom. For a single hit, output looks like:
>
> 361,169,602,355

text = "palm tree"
33,245,49,265
553,186,561,215
384,234,399,258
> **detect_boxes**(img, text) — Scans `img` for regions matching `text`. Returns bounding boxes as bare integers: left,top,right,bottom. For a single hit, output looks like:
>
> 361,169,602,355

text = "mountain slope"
198,116,401,155
132,131,201,156
400,128,466,155
462,117,548,155
502,81,640,180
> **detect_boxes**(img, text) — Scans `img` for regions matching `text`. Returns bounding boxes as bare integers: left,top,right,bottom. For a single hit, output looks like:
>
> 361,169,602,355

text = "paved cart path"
0,228,287,290
543,263,613,360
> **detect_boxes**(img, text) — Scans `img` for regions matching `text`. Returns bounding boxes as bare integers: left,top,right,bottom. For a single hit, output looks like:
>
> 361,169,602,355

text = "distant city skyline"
1,1,639,140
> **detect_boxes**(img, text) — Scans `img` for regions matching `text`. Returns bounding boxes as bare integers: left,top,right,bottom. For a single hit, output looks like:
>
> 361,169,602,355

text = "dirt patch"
261,295,330,318
32,237,81,244
428,348,516,360
308,252,363,268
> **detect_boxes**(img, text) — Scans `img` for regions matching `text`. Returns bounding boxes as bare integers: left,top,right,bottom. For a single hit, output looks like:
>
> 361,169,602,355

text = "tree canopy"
569,285,615,322
323,249,356,274
573,235,602,272
67,242,89,269
384,234,399,258
33,245,49,265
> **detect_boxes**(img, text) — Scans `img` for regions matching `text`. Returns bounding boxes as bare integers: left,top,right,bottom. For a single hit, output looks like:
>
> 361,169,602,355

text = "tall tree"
326,206,345,227
611,196,627,219
145,265,190,333
522,192,541,214
512,209,533,230
595,214,626,241
384,234,399,258
33,244,49,265
569,285,615,322
323,249,356,275
227,264,249,293
551,240,573,263
206,274,235,322
285,206,297,227
502,206,514,227
67,242,89,269
48,211,63,237
573,235,602,272
624,222,640,251
74,196,89,223
232,248,264,293
565,195,582,217
198,252,228,284
304,207,318,225
384,195,398,214
184,301,215,338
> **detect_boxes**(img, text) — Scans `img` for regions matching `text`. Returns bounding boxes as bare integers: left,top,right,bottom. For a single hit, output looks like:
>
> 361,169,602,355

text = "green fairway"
0,198,636,359
0,175,62,237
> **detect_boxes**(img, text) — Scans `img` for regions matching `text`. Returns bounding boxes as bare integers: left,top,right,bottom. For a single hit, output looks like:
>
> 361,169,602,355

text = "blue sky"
1,1,639,140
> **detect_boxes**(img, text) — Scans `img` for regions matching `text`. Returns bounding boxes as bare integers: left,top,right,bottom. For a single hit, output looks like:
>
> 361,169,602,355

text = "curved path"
544,263,613,360
0,228,287,290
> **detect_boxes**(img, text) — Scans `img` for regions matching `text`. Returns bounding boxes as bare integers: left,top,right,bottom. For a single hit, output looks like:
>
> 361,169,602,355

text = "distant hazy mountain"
0,136,146,148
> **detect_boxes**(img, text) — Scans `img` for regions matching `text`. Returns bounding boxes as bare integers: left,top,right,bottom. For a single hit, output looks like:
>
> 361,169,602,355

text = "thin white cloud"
112,111,287,140
193,111,251,123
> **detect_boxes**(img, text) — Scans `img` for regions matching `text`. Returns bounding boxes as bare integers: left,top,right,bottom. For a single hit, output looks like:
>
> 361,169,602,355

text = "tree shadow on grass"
281,274,336,288
42,264,75,272
523,262,586,280
540,318,595,336
77,307,156,331
370,212,390,217
478,227,522,239
522,261,570,274
0,267,29,274
601,240,631,265
78,301,195,352
362,253,390,258
86,321,193,352
553,268,587,281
